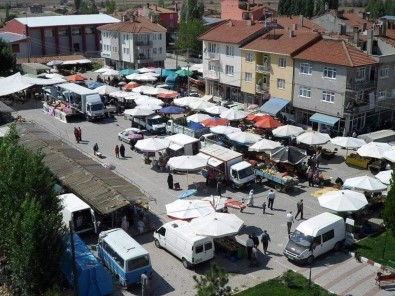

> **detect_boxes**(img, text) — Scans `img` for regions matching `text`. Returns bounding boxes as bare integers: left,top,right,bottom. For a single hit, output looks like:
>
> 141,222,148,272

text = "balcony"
137,55,153,63
135,41,152,48
256,84,269,93
346,79,375,91
205,52,219,60
205,71,219,80
256,64,270,74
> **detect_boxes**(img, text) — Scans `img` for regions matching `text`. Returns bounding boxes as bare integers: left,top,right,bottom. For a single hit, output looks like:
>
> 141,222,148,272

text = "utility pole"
69,221,79,296
187,48,191,96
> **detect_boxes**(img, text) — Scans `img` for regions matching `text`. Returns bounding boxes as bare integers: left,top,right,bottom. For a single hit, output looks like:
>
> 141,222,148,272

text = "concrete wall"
240,50,256,94
218,43,242,87
269,54,293,100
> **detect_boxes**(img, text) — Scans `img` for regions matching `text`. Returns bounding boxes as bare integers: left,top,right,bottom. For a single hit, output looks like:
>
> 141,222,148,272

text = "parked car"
118,128,142,144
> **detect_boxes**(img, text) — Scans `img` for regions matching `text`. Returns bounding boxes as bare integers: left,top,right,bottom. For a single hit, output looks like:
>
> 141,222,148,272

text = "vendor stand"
214,237,245,260
254,164,299,192
346,153,370,169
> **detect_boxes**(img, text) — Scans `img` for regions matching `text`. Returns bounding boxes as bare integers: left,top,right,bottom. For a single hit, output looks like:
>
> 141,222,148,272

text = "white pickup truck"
133,114,167,134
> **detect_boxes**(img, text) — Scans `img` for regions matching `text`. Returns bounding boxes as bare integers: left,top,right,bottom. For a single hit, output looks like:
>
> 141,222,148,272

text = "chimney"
362,22,367,32
292,23,297,30
353,26,359,44
289,30,295,38
147,3,150,8
366,29,373,55
299,15,304,27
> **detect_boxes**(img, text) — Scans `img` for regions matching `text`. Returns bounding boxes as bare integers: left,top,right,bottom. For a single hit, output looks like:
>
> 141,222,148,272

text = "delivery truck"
60,193,97,234
61,233,113,296
199,144,255,189
43,83,115,121
132,114,167,134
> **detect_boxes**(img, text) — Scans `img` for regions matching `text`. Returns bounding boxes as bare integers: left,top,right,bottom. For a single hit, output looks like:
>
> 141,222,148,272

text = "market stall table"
214,237,245,260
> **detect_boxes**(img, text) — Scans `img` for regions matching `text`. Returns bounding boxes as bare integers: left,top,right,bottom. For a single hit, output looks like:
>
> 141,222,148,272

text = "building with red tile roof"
221,0,275,21
98,16,167,69
138,3,179,29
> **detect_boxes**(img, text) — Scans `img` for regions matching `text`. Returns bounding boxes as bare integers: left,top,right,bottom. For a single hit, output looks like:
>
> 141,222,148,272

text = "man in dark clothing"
295,199,304,220
167,173,174,189
216,180,222,197
74,127,79,143
246,235,254,260
251,233,259,248
260,230,271,254
120,144,125,158
93,143,99,156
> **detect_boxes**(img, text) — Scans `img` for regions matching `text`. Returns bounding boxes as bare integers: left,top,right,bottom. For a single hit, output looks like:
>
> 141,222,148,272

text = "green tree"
106,0,116,14
158,0,165,7
0,38,15,76
383,169,395,234
305,0,314,18
4,2,17,22
180,0,204,23
0,125,65,295
176,18,205,52
193,263,232,296
315,0,325,16
277,0,285,15
74,0,82,12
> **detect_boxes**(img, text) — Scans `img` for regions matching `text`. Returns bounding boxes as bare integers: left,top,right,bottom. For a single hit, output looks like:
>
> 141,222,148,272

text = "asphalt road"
14,98,394,296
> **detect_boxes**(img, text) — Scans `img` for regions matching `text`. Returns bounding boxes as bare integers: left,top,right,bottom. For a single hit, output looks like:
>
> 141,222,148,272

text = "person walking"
249,246,259,267
246,235,254,260
286,211,294,237
74,127,79,143
141,271,150,296
267,189,275,210
167,173,174,189
307,166,315,187
260,230,271,254
93,143,99,156
315,150,322,168
120,143,125,158
247,189,254,207
295,199,304,220
216,180,222,197
251,232,259,248
115,145,120,158
77,127,82,142
262,201,266,214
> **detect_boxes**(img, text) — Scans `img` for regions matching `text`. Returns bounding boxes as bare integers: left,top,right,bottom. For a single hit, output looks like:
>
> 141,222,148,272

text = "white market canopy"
272,125,304,138
189,100,215,111
357,142,392,159
330,137,366,149
174,96,202,107
249,139,282,152
205,105,229,115
94,85,119,95
226,131,262,145
343,175,387,192
210,126,241,135
220,109,249,121
166,199,214,220
296,131,331,146
318,190,368,212
187,113,210,123
124,108,154,117
189,212,244,238
135,138,170,152
375,170,392,185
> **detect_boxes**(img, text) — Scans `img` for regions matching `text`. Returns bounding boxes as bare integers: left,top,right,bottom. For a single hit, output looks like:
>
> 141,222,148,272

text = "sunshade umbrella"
220,109,249,121
249,139,282,152
123,81,141,90
185,63,203,73
189,212,244,238
157,91,180,99
155,68,176,77
167,155,208,186
67,74,86,82
174,96,202,107
102,69,120,76
375,170,393,185
330,137,366,149
201,117,229,127
136,73,158,82
132,85,155,94
226,131,262,145
272,125,305,138
94,66,111,73
343,175,387,192
187,113,210,123
138,67,156,73
210,126,241,135
246,114,267,122
166,200,214,220
189,101,215,111
135,97,163,106
119,69,138,76
296,131,331,146
87,81,105,89
318,190,368,212
357,142,392,159
270,146,307,165
46,60,63,66
124,108,154,117
177,189,198,199
159,106,186,114
144,87,170,96
383,150,395,162
42,73,64,79
135,138,170,152
94,85,119,95
254,116,283,129
126,73,141,80
205,105,229,115
175,69,193,77
135,104,162,111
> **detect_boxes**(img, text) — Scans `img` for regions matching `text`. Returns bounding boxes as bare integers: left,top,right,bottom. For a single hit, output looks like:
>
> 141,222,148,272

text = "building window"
278,58,286,68
159,47,162,54
45,29,54,37
355,91,363,101
378,89,387,100
246,52,253,62
277,79,285,89
225,65,234,76
299,86,311,98
58,28,68,36
158,33,162,40
245,72,252,82
85,27,94,34
153,34,156,40
379,65,389,78
209,63,216,71
300,62,312,75
356,67,366,81
72,28,81,36
73,43,80,52
11,43,20,53
170,14,173,19
322,90,335,103
323,67,336,79
153,48,157,54
226,45,234,56
208,43,216,53
392,88,395,97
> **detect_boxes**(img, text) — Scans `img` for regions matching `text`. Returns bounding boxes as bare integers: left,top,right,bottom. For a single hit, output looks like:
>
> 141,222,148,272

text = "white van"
59,193,97,234
153,220,215,268
283,212,345,264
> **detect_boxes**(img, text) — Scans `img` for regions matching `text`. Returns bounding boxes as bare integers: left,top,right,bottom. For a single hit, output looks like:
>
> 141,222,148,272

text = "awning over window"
310,113,340,127
259,97,290,115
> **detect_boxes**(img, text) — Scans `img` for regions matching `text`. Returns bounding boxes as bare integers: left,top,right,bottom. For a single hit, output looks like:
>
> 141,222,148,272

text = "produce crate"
346,156,369,169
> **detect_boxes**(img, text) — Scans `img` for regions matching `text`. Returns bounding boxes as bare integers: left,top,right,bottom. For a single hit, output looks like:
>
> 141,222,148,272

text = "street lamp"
186,49,190,96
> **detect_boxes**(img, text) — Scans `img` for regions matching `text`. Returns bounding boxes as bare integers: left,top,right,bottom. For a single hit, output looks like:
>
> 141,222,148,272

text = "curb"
348,251,387,271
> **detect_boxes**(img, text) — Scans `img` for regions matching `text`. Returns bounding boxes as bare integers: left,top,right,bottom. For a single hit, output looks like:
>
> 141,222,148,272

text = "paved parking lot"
14,101,394,295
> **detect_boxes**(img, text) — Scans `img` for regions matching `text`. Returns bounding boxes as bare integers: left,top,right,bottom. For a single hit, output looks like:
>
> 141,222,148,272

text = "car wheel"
231,182,236,189
154,239,161,249
182,258,189,269
307,255,314,265
333,242,341,251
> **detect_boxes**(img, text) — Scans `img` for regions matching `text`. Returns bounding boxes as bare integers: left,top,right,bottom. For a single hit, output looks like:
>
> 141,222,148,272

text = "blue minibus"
97,228,152,286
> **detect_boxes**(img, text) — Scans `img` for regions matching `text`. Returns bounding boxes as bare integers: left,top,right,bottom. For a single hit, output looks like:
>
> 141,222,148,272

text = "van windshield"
127,255,150,272
148,118,166,125
290,230,314,247
238,166,254,179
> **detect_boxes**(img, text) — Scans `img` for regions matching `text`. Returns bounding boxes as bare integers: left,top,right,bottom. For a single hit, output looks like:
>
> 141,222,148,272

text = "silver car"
118,128,142,144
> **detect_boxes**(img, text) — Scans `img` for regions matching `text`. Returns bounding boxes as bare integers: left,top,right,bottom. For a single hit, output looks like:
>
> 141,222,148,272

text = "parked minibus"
97,228,152,286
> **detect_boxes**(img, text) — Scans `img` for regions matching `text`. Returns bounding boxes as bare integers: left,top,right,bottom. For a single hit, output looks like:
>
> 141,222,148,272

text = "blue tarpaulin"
310,113,340,126
189,121,205,130
259,97,289,115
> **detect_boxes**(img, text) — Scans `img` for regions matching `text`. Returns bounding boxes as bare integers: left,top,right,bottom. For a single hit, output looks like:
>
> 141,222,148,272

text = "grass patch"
349,230,395,269
236,270,334,296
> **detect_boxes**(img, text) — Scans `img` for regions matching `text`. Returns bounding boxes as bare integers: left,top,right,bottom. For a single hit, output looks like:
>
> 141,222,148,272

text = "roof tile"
98,16,166,33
